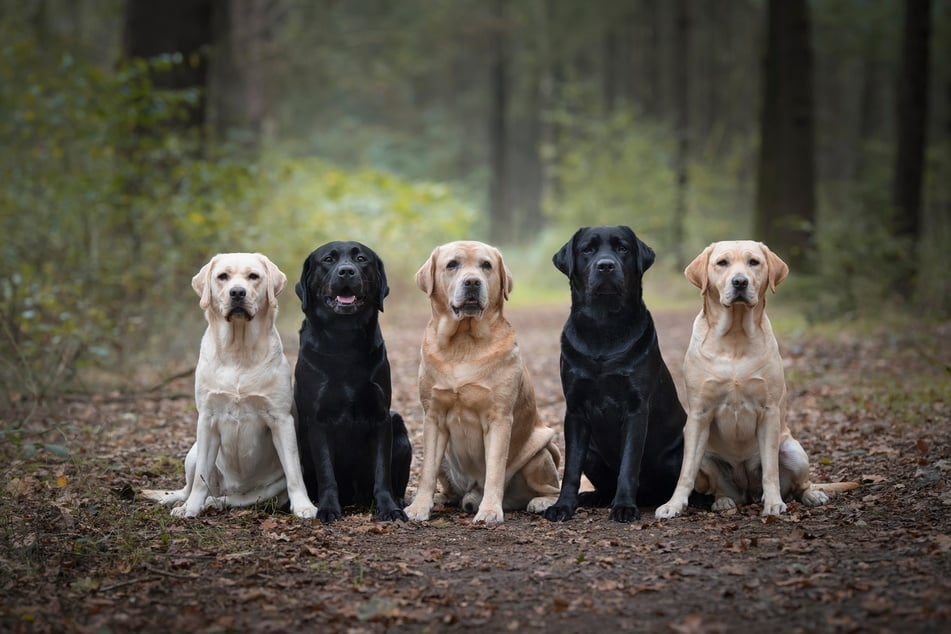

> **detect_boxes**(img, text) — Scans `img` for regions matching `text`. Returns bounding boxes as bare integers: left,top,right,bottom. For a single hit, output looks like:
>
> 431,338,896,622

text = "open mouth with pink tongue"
325,293,365,314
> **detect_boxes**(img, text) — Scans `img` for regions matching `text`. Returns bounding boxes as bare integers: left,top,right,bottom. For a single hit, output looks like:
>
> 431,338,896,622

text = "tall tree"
671,0,690,271
892,0,931,298
123,0,212,136
488,0,511,245
754,0,816,270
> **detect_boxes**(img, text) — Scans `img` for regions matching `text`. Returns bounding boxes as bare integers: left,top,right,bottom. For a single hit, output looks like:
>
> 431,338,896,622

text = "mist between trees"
1,0,949,401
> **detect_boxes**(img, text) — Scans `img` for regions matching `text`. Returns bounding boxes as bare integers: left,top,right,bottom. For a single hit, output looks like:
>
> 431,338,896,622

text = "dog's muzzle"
588,258,623,296
226,286,254,321
726,274,754,305
451,277,486,318
323,263,367,315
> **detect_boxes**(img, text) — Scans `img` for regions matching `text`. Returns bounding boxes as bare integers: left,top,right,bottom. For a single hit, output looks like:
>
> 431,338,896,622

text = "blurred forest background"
1,0,949,403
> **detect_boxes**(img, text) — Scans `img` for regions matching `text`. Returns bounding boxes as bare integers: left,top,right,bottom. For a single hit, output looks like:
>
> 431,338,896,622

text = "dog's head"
685,240,788,308
415,240,513,321
296,241,389,318
192,253,286,322
553,225,655,310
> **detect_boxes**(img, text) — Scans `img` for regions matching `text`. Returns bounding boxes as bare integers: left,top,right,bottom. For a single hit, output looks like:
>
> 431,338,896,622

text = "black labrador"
543,226,686,522
294,241,411,522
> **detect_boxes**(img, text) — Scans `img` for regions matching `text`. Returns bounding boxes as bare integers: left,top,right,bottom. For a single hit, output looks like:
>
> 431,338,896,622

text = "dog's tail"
141,488,187,505
811,481,860,493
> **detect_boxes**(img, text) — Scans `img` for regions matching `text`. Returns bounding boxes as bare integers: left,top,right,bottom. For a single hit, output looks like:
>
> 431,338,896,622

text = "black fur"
543,226,685,522
294,241,411,522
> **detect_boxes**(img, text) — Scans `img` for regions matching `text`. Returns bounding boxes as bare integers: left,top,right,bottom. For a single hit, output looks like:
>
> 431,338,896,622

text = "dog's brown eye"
248,273,260,280
616,245,629,253
322,256,334,263
356,255,368,263
749,258,760,266
480,261,492,271
217,273,229,281
447,260,459,270
581,247,595,255
716,259,728,267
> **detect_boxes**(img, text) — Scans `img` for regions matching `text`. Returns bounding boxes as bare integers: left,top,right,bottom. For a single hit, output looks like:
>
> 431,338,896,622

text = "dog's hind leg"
779,437,829,507
390,412,412,506
142,442,197,509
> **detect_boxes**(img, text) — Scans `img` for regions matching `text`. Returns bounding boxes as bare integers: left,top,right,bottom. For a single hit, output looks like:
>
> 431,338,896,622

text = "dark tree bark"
753,0,816,271
488,0,511,245
670,0,690,270
123,0,212,135
892,0,931,297
210,0,276,151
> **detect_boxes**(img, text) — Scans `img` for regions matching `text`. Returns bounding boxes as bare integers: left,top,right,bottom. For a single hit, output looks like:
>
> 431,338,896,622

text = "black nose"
596,259,616,273
732,276,749,290
337,265,356,277
463,277,481,287
230,286,246,301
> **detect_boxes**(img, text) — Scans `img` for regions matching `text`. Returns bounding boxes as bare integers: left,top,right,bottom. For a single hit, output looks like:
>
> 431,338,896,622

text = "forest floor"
1,303,949,633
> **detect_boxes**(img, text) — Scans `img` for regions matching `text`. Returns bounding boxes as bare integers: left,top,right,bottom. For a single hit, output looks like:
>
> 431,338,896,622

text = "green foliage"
547,109,676,241
0,23,476,403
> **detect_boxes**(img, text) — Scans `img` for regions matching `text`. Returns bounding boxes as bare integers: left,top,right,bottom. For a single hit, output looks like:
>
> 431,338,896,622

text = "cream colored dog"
404,241,561,524
656,241,843,519
143,253,317,519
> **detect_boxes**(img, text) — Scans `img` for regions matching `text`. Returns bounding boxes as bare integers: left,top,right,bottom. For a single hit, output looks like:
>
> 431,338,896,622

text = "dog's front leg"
656,410,711,519
269,412,318,520
474,413,512,524
305,421,342,522
543,411,590,522
610,409,649,522
173,412,219,518
757,406,786,516
405,411,449,521
372,415,408,522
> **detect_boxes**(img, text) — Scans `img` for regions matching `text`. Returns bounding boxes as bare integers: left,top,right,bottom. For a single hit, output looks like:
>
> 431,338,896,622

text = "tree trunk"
488,0,511,245
892,0,931,298
753,0,816,271
671,0,689,270
123,0,212,136
209,0,275,152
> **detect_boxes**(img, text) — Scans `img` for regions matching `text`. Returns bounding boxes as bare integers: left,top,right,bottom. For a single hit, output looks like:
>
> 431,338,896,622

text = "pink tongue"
337,295,356,305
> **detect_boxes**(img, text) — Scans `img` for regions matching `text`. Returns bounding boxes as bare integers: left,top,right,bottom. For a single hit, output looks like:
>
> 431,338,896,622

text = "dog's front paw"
404,500,432,522
543,501,577,522
609,504,640,523
377,507,409,522
293,502,319,520
761,498,787,516
317,505,342,523
171,504,201,518
800,488,829,507
473,505,504,525
655,499,687,519
712,496,737,512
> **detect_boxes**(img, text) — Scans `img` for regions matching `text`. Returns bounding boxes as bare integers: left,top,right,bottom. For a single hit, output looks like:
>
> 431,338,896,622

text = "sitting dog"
656,241,844,518
543,226,686,523
143,253,317,519
294,241,411,523
404,241,561,524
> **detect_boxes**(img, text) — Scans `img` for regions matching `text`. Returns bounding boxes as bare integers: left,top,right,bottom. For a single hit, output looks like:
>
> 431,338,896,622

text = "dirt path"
1,304,949,633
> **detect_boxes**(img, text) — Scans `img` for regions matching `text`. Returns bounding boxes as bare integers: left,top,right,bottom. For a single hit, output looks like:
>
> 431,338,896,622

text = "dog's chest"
697,358,774,452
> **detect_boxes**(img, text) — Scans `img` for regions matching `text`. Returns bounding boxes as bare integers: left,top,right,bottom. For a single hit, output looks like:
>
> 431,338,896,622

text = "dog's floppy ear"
296,251,316,312
760,242,789,293
257,253,286,309
553,229,582,278
685,244,713,293
415,246,439,297
192,255,219,310
626,226,655,274
368,246,389,312
493,246,514,301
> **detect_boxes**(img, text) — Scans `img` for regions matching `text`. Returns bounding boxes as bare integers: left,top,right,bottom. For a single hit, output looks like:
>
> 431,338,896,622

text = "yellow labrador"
656,241,845,519
404,241,561,524
143,253,317,519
